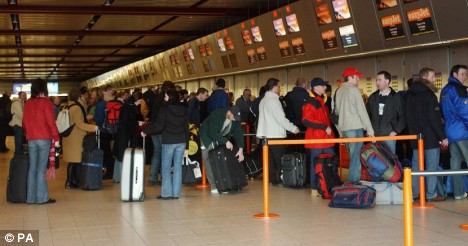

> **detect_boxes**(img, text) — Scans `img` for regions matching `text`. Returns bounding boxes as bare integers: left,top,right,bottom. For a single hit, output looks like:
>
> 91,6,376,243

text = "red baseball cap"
343,68,363,77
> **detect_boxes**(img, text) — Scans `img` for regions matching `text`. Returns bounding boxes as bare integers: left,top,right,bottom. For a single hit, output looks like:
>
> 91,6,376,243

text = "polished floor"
0,138,467,246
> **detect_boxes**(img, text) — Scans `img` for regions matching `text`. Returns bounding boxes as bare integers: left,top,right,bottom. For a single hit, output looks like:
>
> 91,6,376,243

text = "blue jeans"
449,140,468,197
310,147,335,189
27,139,51,204
412,148,440,199
381,140,396,155
149,135,162,183
13,125,24,155
113,159,122,183
342,129,364,183
161,143,186,198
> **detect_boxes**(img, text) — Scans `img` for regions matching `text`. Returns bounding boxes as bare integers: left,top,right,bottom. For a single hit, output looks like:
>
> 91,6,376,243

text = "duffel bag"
329,183,376,209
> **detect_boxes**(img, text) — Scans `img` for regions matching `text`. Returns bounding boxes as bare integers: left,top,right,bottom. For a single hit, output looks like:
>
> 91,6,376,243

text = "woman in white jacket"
256,78,299,185
9,91,27,155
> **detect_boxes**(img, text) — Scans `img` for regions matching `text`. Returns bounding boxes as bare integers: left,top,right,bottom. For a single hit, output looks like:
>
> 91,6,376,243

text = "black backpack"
279,94,295,121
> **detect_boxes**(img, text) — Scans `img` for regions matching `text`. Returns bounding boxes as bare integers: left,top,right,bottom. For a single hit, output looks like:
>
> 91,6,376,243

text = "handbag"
182,157,202,184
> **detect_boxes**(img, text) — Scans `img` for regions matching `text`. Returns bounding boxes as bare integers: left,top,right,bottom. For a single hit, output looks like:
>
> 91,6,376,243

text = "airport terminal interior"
0,0,467,245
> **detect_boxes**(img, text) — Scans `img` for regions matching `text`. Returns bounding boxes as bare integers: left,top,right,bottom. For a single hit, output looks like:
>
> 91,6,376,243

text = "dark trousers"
268,144,287,184
0,120,7,150
100,132,114,179
13,125,24,155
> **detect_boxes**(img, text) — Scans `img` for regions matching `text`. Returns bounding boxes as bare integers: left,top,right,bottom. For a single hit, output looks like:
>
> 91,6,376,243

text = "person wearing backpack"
302,78,336,197
62,87,98,189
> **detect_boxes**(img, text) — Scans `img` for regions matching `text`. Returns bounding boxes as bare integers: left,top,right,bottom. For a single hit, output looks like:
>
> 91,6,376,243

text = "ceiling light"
8,0,17,5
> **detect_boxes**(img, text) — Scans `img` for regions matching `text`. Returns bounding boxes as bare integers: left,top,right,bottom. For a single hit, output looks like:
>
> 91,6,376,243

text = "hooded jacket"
406,79,446,149
366,87,406,136
440,76,468,143
144,102,189,148
302,94,335,149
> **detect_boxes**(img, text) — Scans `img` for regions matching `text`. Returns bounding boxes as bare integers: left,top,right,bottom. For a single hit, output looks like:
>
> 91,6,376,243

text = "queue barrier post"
196,158,210,189
413,134,434,209
403,168,414,246
254,138,279,219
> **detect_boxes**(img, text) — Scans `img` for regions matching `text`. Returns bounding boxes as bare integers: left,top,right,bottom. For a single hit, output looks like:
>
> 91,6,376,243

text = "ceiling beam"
0,30,202,36
0,61,123,64
0,54,139,58
0,66,110,69
0,45,162,49
0,5,248,16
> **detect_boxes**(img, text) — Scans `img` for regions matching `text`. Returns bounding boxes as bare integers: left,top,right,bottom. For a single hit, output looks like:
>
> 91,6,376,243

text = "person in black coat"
285,77,310,131
112,96,141,183
406,67,448,202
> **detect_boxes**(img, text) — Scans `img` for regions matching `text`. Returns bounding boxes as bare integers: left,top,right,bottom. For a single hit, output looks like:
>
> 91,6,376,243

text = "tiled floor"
1,138,467,245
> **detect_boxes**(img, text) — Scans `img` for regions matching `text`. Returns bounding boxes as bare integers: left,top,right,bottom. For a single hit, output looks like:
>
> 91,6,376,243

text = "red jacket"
23,97,60,142
302,95,335,149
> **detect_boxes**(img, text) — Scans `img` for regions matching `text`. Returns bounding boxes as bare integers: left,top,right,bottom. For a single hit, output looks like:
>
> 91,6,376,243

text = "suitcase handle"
96,129,100,149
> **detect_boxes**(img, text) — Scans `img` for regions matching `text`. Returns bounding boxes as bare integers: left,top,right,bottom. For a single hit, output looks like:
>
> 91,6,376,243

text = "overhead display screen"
339,24,358,47
273,18,287,37
321,29,339,51
285,14,300,33
251,26,263,43
332,0,351,21
376,0,398,10
315,4,333,25
381,14,405,40
407,7,434,36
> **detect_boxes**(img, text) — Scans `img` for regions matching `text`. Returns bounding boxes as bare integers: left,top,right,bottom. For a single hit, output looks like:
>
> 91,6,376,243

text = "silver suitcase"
121,146,145,202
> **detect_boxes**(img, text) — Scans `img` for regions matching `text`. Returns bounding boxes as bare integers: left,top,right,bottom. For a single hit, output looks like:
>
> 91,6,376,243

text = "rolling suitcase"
243,147,263,179
80,131,103,190
6,154,29,203
121,138,145,201
209,145,248,193
281,152,306,187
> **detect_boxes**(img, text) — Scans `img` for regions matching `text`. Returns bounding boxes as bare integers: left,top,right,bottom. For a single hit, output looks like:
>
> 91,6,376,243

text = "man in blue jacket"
208,78,228,114
440,64,468,200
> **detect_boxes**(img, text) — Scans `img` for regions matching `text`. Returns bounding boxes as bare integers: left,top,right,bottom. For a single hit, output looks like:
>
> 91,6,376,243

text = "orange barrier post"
413,134,434,209
254,139,279,219
196,159,210,189
403,168,414,246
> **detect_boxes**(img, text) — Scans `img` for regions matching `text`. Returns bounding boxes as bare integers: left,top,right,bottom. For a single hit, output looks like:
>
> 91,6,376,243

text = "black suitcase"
209,146,248,193
281,152,307,187
244,147,263,179
7,154,29,203
80,132,103,190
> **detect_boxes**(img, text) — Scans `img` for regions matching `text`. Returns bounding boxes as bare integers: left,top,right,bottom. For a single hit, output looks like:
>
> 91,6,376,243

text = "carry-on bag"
121,137,145,201
6,154,29,203
80,130,103,190
281,152,307,187
182,157,202,184
360,143,403,182
243,146,263,179
315,154,343,199
208,145,248,193
359,181,403,205
329,183,376,209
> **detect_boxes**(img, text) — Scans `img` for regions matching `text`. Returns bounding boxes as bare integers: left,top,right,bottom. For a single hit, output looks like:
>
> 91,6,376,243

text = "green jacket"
200,108,244,149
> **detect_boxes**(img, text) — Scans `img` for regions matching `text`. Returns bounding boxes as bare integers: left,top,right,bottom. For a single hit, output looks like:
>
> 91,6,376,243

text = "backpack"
102,100,123,135
360,143,403,183
56,102,86,137
279,94,295,121
315,154,343,199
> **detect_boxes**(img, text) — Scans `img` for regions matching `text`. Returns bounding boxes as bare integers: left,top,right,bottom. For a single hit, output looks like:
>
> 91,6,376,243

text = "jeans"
342,129,364,183
161,143,186,198
13,125,24,155
310,147,335,189
412,148,440,199
113,159,122,183
149,135,162,183
449,140,468,197
27,139,51,203
381,140,396,155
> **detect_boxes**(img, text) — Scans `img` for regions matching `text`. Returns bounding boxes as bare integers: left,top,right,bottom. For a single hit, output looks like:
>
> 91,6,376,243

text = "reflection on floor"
0,137,467,246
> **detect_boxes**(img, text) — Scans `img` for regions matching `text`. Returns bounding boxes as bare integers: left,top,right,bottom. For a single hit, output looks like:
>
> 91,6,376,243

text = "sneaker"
311,190,321,197
211,189,228,195
211,189,219,194
427,195,446,202
455,193,468,200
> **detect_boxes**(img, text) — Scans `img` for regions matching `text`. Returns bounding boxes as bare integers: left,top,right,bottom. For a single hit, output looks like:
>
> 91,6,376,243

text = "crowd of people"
0,64,466,203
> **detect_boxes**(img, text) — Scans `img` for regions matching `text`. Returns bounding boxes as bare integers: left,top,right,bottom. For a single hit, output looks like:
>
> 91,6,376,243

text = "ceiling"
0,0,297,83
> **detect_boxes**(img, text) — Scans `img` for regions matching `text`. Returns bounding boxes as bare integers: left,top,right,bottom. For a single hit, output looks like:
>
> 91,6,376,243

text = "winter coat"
144,102,189,148
200,108,244,149
440,76,468,143
113,102,139,161
302,95,335,149
62,98,97,163
235,96,252,123
256,91,297,139
9,98,24,127
22,97,60,143
208,89,228,113
335,82,374,136
406,79,446,149
285,87,310,130
366,88,406,136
